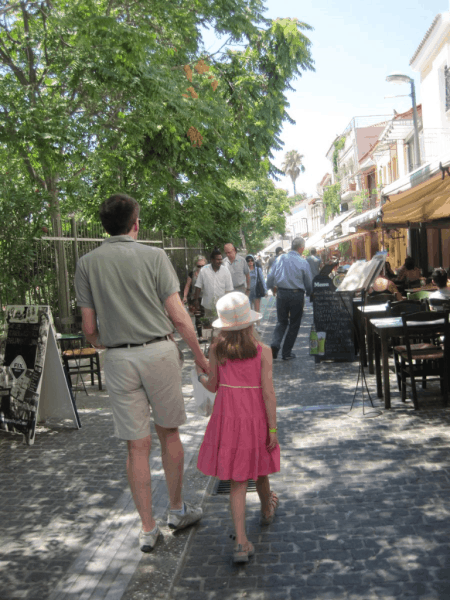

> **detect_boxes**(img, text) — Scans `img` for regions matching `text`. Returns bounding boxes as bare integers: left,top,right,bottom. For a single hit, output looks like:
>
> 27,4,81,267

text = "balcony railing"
339,175,358,194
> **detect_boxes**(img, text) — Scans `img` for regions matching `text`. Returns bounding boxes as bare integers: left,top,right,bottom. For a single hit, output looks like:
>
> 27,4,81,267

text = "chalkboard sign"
0,305,80,445
313,276,355,361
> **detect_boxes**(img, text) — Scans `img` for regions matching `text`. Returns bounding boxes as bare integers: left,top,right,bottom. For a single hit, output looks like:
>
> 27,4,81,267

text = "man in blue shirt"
266,237,313,360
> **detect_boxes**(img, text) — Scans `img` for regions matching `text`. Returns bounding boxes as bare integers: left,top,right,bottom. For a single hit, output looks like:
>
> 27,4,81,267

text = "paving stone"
3,300,450,600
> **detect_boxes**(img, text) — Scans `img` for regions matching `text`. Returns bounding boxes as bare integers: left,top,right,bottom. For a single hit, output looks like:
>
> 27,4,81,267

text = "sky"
206,0,448,197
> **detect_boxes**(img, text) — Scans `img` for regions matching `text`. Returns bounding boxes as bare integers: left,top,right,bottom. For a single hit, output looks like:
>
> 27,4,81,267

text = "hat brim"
212,309,262,331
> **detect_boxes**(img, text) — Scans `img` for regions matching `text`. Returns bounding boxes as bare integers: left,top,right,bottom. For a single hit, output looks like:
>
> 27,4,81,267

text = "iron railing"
0,219,205,331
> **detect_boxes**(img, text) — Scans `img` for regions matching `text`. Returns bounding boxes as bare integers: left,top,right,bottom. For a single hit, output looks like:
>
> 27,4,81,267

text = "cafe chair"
428,298,450,311
393,311,449,409
59,316,102,392
388,300,425,317
366,293,396,305
389,301,426,389
407,290,431,301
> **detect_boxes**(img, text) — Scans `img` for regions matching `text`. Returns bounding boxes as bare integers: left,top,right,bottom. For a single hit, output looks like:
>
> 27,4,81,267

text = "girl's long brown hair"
214,326,258,364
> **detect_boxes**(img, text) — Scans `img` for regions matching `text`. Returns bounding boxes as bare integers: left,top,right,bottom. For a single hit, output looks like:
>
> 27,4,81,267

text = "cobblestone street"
1,298,450,600
171,299,450,600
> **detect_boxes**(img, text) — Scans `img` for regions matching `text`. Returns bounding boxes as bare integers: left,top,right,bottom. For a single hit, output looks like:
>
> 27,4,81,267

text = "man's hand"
196,356,210,373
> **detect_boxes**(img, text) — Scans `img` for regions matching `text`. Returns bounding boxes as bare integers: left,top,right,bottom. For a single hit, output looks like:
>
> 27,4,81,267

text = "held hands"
267,431,278,451
195,356,210,374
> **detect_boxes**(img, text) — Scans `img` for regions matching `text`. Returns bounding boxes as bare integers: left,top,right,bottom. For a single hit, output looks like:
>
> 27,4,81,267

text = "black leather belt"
108,336,166,349
277,288,304,292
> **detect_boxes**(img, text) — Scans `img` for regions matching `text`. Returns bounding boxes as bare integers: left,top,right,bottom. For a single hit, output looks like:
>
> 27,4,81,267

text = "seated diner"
429,268,450,308
395,257,422,289
368,273,402,301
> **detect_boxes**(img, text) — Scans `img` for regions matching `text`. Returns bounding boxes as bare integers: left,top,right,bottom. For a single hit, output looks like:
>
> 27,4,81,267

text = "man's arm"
81,307,105,349
224,268,234,293
165,292,209,373
303,262,313,297
266,264,275,290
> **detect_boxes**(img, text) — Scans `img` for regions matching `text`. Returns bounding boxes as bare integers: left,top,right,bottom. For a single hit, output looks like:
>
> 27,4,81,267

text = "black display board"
0,305,80,445
312,276,355,362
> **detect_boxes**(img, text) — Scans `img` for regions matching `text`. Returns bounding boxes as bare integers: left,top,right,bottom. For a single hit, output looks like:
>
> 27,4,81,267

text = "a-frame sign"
0,305,81,445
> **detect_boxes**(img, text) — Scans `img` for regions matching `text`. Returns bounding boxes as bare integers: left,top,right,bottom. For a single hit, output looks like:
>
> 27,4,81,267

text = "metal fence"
0,219,205,329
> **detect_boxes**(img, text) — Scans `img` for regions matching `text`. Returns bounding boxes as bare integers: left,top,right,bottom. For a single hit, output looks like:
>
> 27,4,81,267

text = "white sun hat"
212,292,262,331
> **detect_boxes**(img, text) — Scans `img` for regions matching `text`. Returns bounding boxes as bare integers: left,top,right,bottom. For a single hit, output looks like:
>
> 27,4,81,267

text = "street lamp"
386,72,421,169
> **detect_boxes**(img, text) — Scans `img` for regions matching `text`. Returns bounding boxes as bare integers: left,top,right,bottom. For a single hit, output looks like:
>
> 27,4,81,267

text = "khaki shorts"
104,340,186,440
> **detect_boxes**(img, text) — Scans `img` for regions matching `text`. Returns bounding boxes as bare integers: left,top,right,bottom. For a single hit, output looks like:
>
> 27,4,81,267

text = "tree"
0,2,314,311
282,150,305,196
323,183,341,221
227,171,294,253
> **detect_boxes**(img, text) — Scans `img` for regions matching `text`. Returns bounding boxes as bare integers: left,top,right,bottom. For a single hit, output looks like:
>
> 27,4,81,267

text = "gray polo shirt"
306,254,321,279
75,236,179,347
223,254,250,289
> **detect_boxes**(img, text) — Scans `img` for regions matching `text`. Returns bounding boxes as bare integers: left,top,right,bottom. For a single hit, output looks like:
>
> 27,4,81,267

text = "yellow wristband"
269,428,277,433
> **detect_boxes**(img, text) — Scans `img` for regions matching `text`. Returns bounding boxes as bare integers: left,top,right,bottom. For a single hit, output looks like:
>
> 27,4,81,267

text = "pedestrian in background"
267,237,312,361
246,253,267,314
182,255,207,307
196,292,280,564
194,248,233,317
267,246,284,275
223,243,251,296
306,247,321,280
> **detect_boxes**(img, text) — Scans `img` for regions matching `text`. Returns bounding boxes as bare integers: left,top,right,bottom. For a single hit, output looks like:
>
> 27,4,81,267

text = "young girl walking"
196,292,280,563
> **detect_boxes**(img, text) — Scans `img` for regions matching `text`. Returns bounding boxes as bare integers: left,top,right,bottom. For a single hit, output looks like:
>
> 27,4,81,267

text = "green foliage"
323,183,341,221
352,189,370,214
332,137,346,176
0,150,53,309
227,173,293,253
338,241,351,257
0,1,315,251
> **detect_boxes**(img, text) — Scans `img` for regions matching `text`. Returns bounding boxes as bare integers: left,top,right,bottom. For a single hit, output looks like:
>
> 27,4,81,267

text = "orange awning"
382,172,450,224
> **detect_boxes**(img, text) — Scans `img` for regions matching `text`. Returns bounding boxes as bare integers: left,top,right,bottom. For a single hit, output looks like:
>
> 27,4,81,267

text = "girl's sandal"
260,491,279,526
233,542,255,564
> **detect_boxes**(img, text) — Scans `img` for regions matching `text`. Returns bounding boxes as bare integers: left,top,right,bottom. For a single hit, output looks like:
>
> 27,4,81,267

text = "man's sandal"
233,542,255,564
260,491,279,526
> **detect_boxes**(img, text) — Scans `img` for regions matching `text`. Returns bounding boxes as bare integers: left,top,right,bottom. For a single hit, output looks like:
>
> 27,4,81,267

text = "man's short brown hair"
100,193,140,236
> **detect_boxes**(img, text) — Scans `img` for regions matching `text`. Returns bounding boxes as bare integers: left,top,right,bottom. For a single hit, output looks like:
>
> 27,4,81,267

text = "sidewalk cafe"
334,169,450,411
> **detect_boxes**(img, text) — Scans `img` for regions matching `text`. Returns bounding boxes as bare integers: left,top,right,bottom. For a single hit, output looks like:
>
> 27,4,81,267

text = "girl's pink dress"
197,345,280,481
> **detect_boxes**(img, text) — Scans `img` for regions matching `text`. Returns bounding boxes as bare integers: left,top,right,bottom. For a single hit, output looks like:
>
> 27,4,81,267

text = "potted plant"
199,316,214,339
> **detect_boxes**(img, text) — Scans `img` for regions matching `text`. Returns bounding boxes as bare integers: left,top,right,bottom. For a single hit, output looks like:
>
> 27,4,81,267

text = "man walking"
75,193,209,553
194,248,233,316
306,247,322,280
267,246,284,274
267,237,313,361
223,243,251,296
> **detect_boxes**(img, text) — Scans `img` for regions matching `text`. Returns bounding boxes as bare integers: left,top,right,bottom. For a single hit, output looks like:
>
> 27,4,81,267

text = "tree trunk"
49,187,71,321
239,227,246,252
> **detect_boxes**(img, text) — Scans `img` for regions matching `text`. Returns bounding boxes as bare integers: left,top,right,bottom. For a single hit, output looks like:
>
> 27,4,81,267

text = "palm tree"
282,150,305,196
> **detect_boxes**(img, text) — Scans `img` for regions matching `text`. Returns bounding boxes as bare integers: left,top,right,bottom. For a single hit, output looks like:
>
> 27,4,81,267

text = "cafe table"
357,304,390,375
370,316,405,409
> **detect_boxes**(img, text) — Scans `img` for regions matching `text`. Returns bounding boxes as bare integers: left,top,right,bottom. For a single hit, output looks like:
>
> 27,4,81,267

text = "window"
445,66,450,112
